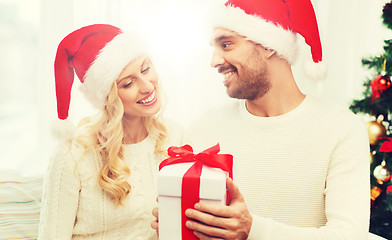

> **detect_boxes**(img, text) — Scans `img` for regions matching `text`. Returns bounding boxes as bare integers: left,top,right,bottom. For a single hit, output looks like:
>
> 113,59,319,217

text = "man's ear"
264,48,276,59
255,43,276,59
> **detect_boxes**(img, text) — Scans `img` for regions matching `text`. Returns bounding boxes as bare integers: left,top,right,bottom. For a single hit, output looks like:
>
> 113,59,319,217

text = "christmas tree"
350,2,392,239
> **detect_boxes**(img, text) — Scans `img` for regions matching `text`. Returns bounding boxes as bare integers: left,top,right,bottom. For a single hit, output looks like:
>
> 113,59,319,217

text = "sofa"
0,170,42,240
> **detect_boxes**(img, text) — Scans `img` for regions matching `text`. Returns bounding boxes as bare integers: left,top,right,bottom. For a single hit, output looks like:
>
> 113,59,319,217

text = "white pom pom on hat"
210,0,327,80
51,118,77,140
53,24,148,140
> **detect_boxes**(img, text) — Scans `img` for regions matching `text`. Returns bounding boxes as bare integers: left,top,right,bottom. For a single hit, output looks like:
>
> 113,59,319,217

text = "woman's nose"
138,76,154,94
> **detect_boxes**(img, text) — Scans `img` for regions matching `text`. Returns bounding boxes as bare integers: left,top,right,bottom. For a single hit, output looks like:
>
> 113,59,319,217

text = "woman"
38,24,183,239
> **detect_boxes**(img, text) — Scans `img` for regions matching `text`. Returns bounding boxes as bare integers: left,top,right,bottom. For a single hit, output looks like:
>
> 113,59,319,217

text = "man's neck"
245,60,305,117
245,90,305,117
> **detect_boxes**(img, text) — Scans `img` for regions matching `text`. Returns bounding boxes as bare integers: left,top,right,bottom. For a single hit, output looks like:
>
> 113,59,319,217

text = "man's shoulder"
307,95,365,129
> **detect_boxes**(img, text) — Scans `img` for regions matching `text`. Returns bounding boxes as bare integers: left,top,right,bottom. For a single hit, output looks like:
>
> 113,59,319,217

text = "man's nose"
210,49,225,68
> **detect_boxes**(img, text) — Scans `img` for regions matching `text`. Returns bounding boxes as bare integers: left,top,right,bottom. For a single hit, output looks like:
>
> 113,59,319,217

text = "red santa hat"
211,0,326,79
55,24,147,121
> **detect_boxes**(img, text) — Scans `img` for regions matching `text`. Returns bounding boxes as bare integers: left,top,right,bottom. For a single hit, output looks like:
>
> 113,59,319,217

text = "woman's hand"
151,198,159,236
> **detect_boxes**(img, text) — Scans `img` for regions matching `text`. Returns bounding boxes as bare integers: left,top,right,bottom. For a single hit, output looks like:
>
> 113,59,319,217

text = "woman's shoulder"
53,139,87,158
50,139,99,170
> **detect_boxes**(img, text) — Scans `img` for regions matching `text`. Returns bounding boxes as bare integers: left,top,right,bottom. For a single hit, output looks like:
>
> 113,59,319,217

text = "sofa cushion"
0,170,43,240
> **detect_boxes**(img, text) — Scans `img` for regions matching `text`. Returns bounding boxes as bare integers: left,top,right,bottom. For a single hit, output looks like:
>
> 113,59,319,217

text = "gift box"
157,144,233,240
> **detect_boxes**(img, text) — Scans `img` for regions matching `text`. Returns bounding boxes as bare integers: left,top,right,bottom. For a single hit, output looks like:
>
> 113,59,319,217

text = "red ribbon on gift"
159,143,233,240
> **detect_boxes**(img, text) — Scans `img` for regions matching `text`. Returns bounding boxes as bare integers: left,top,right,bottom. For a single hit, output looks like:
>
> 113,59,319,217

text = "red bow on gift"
159,143,233,240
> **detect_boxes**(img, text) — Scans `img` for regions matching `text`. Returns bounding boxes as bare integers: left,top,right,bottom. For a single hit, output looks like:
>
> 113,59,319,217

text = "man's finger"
194,230,223,240
186,207,240,230
226,178,244,203
186,219,227,238
194,202,232,218
186,208,224,227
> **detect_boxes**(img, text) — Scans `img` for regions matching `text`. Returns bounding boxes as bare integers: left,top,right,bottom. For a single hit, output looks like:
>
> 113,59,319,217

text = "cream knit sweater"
38,121,183,240
185,95,370,240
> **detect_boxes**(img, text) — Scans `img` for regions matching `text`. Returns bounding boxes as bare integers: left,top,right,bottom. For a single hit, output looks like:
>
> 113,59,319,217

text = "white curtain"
0,0,390,176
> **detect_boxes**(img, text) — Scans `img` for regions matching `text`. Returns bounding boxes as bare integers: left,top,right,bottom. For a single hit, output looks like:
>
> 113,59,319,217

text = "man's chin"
227,90,245,100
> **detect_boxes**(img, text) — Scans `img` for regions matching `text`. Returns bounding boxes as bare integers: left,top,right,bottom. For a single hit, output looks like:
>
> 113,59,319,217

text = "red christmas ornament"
371,74,391,102
380,137,392,152
387,185,392,194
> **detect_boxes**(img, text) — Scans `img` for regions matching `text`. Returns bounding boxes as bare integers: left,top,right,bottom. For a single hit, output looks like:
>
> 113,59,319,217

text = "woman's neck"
122,116,148,144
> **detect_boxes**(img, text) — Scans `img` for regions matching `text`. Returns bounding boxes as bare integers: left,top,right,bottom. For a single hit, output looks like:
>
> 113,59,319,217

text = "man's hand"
185,178,252,240
151,197,159,236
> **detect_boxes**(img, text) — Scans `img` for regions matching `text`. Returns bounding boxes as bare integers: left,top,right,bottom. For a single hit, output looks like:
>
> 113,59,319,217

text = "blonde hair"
75,82,167,205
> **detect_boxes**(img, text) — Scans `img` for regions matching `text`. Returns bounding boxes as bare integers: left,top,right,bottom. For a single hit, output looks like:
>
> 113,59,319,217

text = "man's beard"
225,50,271,100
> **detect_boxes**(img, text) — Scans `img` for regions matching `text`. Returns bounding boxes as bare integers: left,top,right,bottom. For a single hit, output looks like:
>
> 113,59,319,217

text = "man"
152,0,370,239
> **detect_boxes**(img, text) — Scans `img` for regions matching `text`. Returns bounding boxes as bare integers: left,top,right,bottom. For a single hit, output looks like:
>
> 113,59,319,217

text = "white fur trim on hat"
211,5,298,64
80,32,149,109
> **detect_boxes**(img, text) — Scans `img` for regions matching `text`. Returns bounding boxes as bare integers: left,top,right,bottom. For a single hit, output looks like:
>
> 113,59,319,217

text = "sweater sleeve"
38,142,81,240
247,116,370,240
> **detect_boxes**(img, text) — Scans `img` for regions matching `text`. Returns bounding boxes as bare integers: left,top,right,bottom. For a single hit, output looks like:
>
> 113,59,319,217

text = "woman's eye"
123,80,133,88
141,66,150,73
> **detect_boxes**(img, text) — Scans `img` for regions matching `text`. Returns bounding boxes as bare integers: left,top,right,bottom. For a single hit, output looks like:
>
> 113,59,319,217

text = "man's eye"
222,42,232,49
